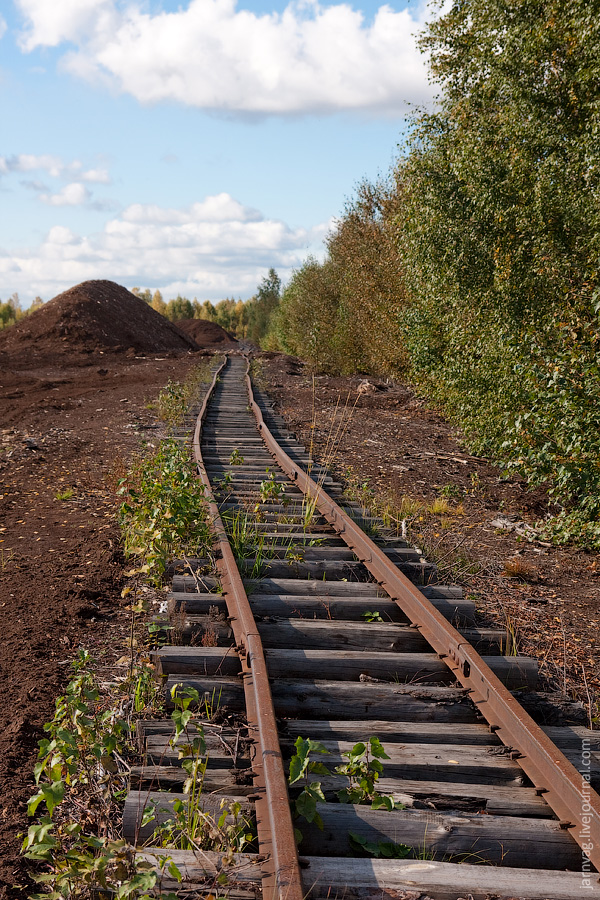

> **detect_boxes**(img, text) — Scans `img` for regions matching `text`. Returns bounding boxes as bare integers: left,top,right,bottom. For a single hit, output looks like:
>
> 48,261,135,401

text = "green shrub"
117,439,211,584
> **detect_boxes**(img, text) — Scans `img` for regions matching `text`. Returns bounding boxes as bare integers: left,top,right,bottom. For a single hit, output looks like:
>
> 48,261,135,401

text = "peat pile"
0,280,198,356
176,318,237,348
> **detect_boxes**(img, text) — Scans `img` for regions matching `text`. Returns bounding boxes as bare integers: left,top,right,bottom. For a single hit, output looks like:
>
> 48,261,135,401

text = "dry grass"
502,557,540,583
429,497,451,516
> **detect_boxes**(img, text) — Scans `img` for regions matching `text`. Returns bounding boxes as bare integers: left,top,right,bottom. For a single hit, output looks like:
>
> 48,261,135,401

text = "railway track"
124,354,600,899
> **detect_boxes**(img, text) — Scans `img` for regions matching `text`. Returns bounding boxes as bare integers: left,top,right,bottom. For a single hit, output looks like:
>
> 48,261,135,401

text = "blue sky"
0,0,435,306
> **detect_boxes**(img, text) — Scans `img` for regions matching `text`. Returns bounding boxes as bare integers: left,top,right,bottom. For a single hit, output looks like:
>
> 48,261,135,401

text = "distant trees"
151,290,167,316
247,268,281,346
131,269,282,345
0,293,43,330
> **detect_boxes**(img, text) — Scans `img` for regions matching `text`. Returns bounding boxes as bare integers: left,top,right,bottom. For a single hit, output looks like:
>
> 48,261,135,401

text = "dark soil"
1,286,598,896
0,296,214,897
257,353,600,716
175,318,237,348
0,280,197,355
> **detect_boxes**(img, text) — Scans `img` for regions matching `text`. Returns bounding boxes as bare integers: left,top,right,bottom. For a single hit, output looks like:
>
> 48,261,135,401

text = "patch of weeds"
54,488,74,501
288,738,331,830
214,471,233,494
21,650,161,899
503,557,540,583
396,495,423,520
285,546,304,564
259,469,285,503
156,364,212,430
446,550,483,580
117,439,211,586
0,548,15,570
362,610,384,623
301,492,320,531
439,483,463,500
428,497,450,516
229,448,244,466
145,686,254,857
223,509,267,578
469,471,481,492
288,735,402,836
157,381,188,427
336,738,401,810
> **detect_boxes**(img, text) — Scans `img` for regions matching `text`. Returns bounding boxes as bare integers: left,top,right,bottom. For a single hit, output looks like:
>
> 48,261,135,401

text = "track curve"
125,353,600,900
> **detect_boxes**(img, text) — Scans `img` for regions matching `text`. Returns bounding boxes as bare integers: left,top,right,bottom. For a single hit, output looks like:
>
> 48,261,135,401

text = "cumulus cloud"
81,167,111,184
16,0,116,50
0,153,66,178
0,153,112,205
0,192,328,303
16,0,434,115
40,181,92,206
0,153,111,183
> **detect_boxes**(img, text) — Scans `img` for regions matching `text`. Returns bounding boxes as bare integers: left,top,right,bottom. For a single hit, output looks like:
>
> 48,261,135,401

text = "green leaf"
371,795,394,811
289,753,306,785
168,861,183,883
369,737,390,759
348,742,366,758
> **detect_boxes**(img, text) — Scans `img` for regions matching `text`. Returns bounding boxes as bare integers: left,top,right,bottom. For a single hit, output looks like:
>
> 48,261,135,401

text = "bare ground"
0,346,203,898
1,342,598,897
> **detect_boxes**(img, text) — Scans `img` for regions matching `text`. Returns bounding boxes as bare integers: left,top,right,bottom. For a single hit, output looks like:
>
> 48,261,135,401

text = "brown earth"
257,353,600,718
0,292,214,896
0,280,197,356
1,289,598,897
175,318,237,348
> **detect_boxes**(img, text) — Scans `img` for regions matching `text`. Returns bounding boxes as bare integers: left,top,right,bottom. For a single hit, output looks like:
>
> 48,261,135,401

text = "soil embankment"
0,281,218,898
175,317,237,348
0,280,198,357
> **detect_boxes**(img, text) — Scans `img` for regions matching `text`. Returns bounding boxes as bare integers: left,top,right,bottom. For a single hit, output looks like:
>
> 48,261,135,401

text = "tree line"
268,0,600,546
132,268,281,345
0,294,43,329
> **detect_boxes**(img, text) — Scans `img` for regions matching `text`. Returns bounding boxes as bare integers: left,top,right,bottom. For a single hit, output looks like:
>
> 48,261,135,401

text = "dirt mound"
0,280,198,354
176,318,237,348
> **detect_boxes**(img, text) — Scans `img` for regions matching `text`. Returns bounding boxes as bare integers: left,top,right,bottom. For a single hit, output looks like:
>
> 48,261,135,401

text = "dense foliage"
117,439,211,584
274,181,406,374
275,0,600,545
0,293,44,329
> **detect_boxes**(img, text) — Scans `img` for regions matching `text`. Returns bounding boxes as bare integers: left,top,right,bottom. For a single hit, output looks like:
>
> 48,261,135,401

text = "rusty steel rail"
192,357,303,900
244,357,600,876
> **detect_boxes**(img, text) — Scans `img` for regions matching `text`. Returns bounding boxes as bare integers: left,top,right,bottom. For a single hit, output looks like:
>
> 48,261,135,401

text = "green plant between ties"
143,685,254,858
259,469,286,504
288,735,404,843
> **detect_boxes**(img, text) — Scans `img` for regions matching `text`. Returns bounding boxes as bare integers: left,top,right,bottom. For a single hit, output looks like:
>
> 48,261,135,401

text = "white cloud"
0,15,7,40
16,0,116,50
40,181,92,206
81,167,111,184
0,153,66,178
0,193,329,303
0,153,113,205
16,0,434,115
